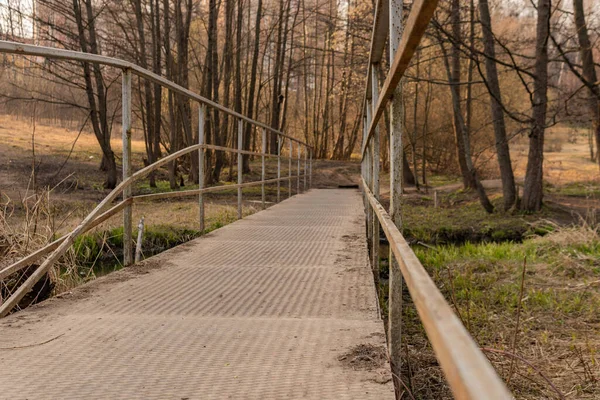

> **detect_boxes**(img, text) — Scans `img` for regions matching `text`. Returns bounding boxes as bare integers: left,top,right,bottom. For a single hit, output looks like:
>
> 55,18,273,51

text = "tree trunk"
478,0,516,210
269,0,286,153
243,0,262,172
72,0,117,189
521,0,550,212
209,0,222,182
448,0,475,189
443,0,493,213
573,0,600,170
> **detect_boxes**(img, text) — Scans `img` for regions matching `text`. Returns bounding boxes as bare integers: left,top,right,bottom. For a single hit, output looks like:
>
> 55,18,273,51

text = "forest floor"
1,115,599,399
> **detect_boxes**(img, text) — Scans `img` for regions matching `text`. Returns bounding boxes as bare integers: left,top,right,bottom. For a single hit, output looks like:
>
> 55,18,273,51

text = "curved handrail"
0,40,310,148
0,144,201,317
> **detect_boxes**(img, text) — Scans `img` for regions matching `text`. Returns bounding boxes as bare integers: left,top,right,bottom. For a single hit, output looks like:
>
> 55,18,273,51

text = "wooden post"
198,105,206,231
122,68,133,266
237,119,243,219
371,66,381,287
277,136,281,202
388,0,404,379
434,190,438,208
297,142,301,194
261,128,266,209
134,217,145,263
289,140,292,198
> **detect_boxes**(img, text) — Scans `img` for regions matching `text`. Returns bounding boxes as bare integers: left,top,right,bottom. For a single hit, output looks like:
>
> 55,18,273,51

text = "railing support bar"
297,143,301,194
388,0,404,377
371,66,381,290
198,105,206,232
262,128,266,209
277,136,281,202
365,101,373,249
304,146,307,191
288,140,292,198
309,149,312,189
237,119,243,219
134,217,145,263
122,68,133,267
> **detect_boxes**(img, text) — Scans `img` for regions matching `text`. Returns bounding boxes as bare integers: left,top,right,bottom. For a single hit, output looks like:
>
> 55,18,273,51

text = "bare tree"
521,0,551,212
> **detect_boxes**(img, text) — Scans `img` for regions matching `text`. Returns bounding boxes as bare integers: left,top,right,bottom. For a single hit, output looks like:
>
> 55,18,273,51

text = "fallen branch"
0,333,65,350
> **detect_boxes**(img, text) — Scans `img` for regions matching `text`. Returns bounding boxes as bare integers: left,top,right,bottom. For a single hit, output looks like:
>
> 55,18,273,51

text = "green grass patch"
547,181,600,198
402,195,556,244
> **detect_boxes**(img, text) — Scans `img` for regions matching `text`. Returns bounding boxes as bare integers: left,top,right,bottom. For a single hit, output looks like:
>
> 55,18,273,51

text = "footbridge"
0,0,512,398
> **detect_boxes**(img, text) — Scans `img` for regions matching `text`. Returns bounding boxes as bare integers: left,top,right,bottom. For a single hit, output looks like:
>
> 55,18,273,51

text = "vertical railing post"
237,119,243,219
277,136,281,202
371,66,381,289
122,68,133,266
365,101,373,250
261,128,266,209
198,105,206,232
304,145,307,191
309,149,312,189
297,141,301,194
388,0,404,380
288,140,292,198
362,115,368,213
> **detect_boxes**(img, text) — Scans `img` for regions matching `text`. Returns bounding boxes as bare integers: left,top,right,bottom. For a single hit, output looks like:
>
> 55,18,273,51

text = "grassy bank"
377,207,599,399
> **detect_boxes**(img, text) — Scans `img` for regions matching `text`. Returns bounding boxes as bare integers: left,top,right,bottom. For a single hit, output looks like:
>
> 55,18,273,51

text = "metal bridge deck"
0,189,393,399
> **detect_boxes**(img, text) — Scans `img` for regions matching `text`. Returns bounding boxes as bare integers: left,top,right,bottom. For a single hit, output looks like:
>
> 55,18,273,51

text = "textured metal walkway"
0,189,393,399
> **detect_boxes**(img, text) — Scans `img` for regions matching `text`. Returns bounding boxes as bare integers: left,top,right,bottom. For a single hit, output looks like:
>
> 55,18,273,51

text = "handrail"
0,42,312,317
362,181,511,399
360,0,512,398
0,144,202,317
0,40,310,147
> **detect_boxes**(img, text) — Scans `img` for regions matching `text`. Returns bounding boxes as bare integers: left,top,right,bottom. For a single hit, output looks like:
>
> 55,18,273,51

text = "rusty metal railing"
0,41,312,317
360,1,511,398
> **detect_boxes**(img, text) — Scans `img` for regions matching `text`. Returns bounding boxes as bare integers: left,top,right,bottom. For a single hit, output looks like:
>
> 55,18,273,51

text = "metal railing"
0,41,312,317
360,0,512,398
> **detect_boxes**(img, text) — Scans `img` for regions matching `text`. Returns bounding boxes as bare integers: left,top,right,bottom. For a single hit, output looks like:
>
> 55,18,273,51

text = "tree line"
0,0,598,213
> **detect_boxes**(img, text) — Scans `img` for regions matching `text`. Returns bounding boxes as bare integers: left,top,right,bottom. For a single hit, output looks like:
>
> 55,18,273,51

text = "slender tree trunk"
479,0,516,210
209,0,222,182
269,0,286,153
221,0,234,180
448,0,475,189
132,0,157,187
444,0,493,212
521,0,551,212
243,0,262,172
151,0,162,173
72,0,117,189
573,0,600,169
412,50,420,190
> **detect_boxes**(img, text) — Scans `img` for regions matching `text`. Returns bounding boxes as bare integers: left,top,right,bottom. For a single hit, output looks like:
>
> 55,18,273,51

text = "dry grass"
510,126,599,185
0,114,146,161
